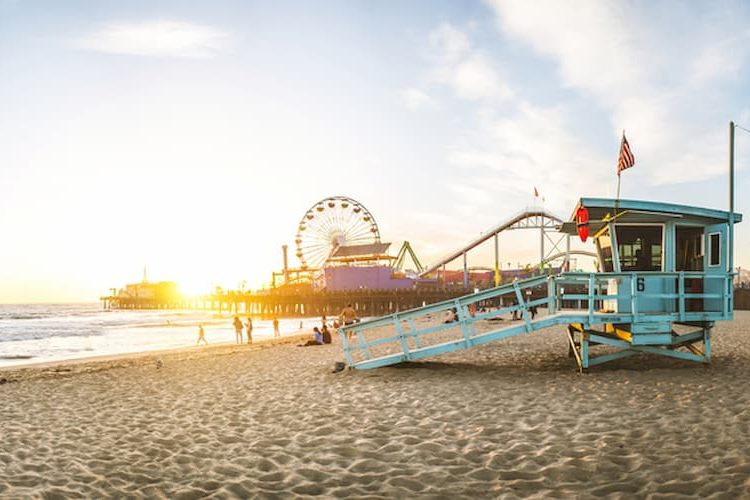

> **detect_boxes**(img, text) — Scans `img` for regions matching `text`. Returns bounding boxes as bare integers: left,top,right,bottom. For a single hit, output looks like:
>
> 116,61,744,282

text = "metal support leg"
540,226,544,271
566,326,582,372
463,252,469,290
704,328,712,361
494,234,500,287
581,332,589,369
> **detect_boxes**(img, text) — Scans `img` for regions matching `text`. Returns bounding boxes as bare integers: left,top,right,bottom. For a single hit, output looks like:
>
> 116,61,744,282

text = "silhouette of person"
321,324,332,344
273,317,280,338
339,304,358,325
635,248,649,270
233,315,243,344
339,304,358,340
196,324,207,345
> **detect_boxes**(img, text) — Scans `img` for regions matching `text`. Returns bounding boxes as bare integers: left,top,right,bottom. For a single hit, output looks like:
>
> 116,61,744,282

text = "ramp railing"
340,271,732,369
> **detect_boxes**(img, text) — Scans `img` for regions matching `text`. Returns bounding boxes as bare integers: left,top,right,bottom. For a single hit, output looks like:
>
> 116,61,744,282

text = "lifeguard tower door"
615,224,667,314
675,226,705,312
704,223,728,314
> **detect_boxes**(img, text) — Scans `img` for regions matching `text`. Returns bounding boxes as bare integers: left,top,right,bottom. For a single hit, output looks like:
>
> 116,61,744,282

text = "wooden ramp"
339,272,731,371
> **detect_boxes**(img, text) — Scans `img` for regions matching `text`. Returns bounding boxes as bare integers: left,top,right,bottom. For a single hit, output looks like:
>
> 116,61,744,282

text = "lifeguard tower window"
615,225,663,271
676,226,704,271
709,232,721,267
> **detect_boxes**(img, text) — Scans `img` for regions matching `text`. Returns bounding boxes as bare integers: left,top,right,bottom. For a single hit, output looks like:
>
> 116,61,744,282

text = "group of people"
196,304,359,347
298,323,333,347
231,315,255,344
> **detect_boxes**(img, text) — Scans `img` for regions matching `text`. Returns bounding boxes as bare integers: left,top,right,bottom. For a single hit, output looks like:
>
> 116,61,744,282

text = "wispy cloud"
485,0,750,183
412,23,606,215
429,23,513,102
76,21,230,58
401,88,433,111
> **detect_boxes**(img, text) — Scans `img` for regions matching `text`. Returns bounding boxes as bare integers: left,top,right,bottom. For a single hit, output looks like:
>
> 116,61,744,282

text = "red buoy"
576,206,589,242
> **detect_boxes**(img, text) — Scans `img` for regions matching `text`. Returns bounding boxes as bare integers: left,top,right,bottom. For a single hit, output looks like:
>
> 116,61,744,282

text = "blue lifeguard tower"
339,198,741,371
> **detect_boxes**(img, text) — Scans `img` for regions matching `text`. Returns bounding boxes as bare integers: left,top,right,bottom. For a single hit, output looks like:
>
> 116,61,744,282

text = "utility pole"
729,121,735,281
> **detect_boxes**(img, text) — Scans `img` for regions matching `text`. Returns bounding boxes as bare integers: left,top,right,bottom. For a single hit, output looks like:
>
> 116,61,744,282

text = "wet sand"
1,313,750,497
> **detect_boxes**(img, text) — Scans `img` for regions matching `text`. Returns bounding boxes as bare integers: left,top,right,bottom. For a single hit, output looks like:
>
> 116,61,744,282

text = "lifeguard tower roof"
560,198,743,236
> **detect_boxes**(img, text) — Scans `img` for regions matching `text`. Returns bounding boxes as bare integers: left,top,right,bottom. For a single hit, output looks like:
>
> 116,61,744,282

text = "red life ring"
576,206,589,242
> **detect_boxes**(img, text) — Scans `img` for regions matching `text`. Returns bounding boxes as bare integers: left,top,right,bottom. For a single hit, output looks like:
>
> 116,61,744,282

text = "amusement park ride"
271,195,422,290
273,196,583,290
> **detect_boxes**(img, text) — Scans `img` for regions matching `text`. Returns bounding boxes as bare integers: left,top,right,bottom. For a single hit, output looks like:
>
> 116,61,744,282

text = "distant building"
119,281,181,302
323,266,414,291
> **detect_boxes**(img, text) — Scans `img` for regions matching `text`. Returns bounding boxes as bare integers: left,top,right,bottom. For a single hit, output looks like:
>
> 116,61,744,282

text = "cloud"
77,21,230,58
429,23,471,64
447,102,610,211
429,23,513,102
401,88,433,111
418,23,606,213
484,0,750,184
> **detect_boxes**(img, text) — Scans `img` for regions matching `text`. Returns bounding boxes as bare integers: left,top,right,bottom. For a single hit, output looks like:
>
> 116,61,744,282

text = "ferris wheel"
295,196,381,269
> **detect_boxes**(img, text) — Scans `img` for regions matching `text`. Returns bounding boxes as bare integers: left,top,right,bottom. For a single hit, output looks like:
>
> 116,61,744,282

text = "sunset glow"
1,1,749,303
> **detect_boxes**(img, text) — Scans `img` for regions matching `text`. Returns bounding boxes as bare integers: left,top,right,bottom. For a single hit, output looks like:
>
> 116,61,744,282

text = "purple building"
323,266,414,291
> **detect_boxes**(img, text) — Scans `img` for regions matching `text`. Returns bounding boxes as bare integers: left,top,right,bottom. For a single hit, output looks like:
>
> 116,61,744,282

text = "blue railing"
339,271,732,369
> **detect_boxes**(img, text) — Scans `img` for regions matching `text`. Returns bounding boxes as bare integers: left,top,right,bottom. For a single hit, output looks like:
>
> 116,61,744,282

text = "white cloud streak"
401,88,433,111
429,23,513,102
77,21,230,58
485,0,750,184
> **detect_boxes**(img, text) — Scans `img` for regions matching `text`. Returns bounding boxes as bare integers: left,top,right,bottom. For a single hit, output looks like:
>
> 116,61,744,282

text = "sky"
1,0,750,303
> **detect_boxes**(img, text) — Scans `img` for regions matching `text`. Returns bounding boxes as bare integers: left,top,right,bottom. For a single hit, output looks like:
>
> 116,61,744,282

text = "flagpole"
616,129,624,200
729,121,735,283
616,173,621,200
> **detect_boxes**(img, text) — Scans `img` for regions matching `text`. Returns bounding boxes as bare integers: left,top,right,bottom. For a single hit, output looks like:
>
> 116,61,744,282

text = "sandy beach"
2,313,750,498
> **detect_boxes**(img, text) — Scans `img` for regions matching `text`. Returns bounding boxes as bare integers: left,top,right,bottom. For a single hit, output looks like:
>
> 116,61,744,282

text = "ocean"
0,304,313,368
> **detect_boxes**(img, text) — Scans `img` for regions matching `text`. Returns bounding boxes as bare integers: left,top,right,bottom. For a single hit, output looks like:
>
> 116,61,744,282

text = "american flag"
617,133,635,175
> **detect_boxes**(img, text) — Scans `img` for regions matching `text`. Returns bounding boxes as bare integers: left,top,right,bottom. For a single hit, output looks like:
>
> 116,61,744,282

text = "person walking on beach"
246,317,253,344
233,315,243,344
339,304,358,340
196,324,207,346
273,317,280,338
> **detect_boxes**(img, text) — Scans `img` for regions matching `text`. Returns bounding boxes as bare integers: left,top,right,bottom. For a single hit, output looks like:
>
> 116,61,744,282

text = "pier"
101,287,474,317
101,284,750,316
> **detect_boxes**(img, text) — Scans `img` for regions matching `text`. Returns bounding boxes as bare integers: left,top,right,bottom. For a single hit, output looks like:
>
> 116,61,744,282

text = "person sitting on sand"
233,315,243,344
196,324,207,346
298,327,324,347
246,317,253,344
321,324,332,344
